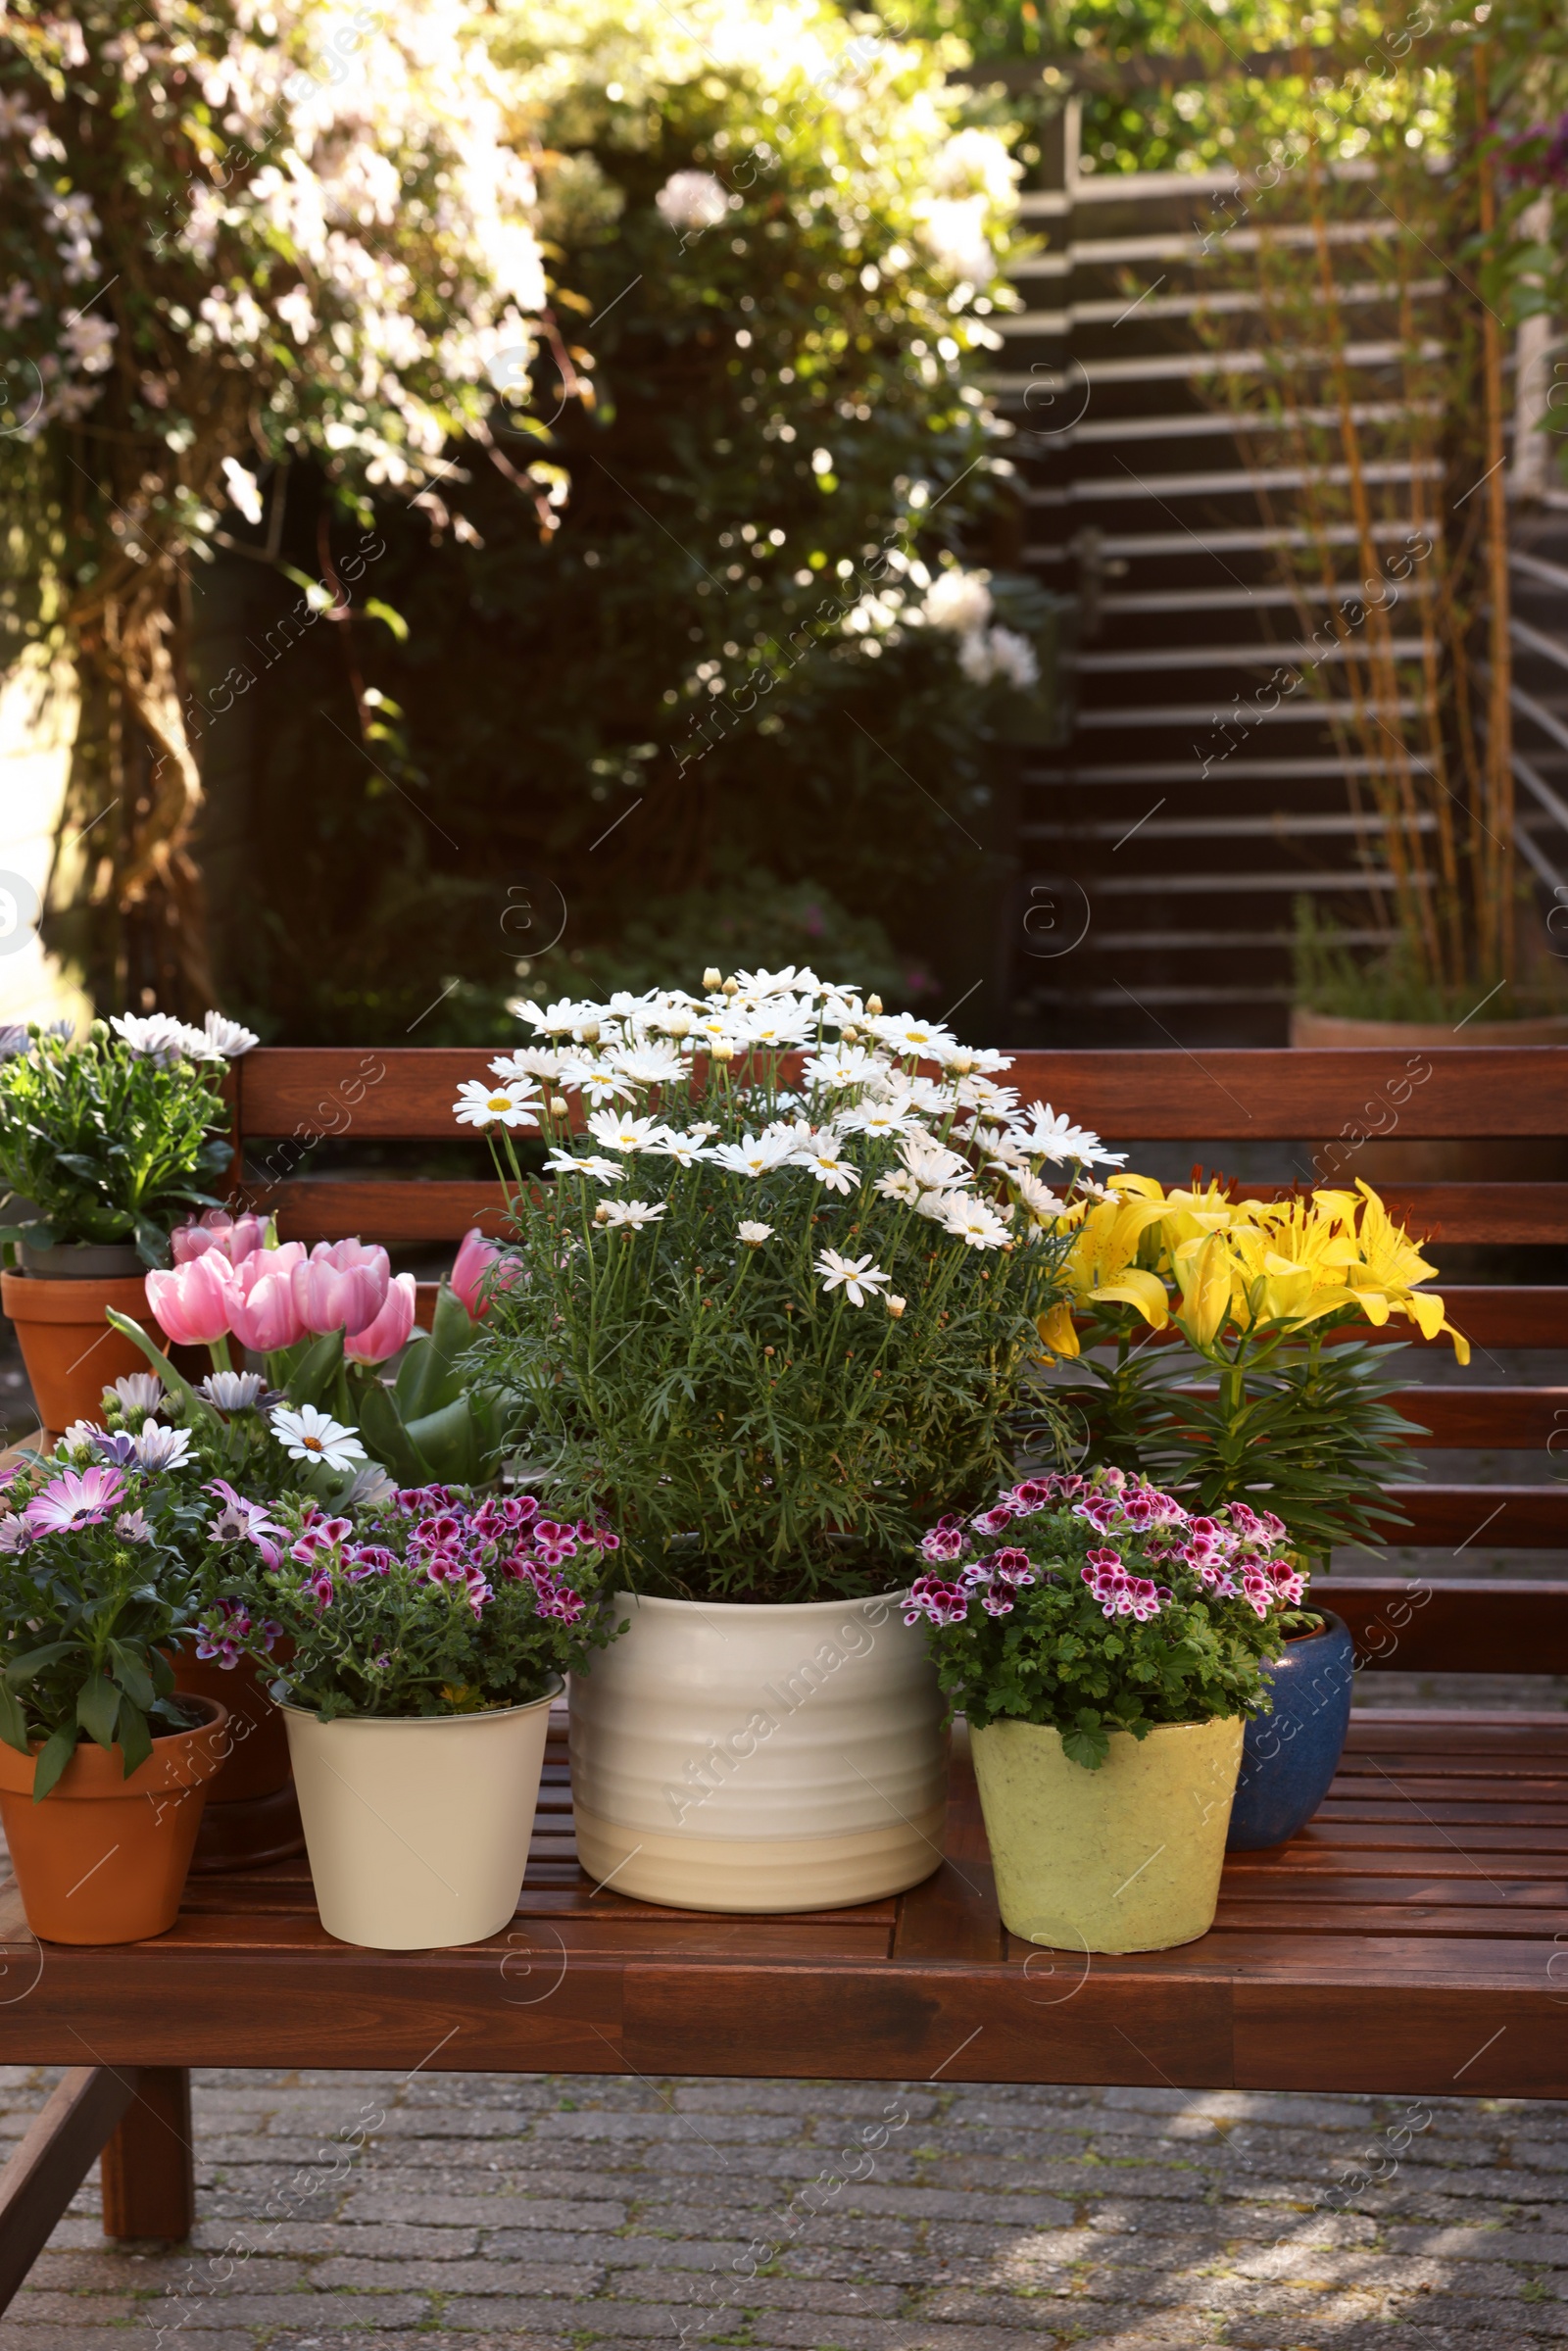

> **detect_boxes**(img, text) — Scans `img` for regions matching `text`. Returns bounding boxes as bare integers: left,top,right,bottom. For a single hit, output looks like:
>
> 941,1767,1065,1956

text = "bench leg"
101,2067,194,2243
0,2066,137,2310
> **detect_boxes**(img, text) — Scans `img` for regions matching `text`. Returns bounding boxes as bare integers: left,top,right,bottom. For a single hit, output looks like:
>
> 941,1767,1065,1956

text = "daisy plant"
907,1466,1312,1771
1039,1177,1470,1560
0,1013,256,1267
0,1431,270,1796
456,967,1110,1604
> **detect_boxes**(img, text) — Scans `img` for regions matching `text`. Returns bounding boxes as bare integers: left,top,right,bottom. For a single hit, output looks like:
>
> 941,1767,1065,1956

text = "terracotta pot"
1291,1007,1568,1183
1291,1005,1568,1048
0,1268,164,1435
0,1694,228,1944
170,1647,305,1875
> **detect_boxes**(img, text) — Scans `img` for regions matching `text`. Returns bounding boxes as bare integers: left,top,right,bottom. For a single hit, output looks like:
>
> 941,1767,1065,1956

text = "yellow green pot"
970,1714,1243,1952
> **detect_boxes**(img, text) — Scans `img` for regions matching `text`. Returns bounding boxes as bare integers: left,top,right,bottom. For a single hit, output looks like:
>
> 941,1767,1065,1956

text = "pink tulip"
451,1228,516,1320
291,1238,390,1337
146,1253,237,1347
228,1243,307,1353
171,1209,270,1265
346,1271,417,1365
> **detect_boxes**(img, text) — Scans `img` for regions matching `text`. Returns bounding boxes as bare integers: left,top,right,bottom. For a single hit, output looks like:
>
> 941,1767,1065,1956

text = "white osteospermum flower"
198,1371,268,1410
1024,1105,1128,1167
600,1199,665,1231
944,1197,1012,1250
109,1372,164,1415
737,1221,773,1247
203,1008,259,1057
454,1078,540,1129
586,1107,661,1154
815,1249,892,1307
132,1422,193,1470
111,1011,217,1065
656,170,729,234
922,568,993,636
270,1404,367,1472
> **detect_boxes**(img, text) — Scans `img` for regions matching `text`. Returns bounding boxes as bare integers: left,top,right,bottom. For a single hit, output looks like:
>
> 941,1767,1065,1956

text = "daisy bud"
950,1051,975,1074
550,1096,569,1117
579,1021,600,1046
594,1203,611,1224
721,976,739,996
703,967,722,990
840,1024,858,1043
866,994,884,1015
711,1041,736,1062
887,1295,906,1319
665,1012,692,1038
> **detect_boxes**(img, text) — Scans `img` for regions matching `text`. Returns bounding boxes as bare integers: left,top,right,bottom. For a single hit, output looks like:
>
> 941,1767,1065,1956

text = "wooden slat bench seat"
1,1044,1563,2290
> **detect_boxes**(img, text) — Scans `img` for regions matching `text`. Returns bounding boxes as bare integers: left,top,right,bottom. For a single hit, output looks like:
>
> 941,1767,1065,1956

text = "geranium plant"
907,1466,1311,1771
0,1013,256,1265
461,967,1112,1603
202,1484,623,1719
1039,1177,1470,1558
0,1440,239,1795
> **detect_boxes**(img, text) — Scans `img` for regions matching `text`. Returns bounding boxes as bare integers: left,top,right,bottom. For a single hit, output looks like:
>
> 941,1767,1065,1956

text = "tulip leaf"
356,1380,430,1487
287,1329,346,1409
392,1330,443,1421
403,1395,477,1484
103,1307,211,1418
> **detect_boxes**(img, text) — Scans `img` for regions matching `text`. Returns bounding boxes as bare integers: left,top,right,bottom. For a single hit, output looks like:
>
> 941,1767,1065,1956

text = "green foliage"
0,1025,231,1264
0,1454,214,1797
1291,899,1566,1024
913,1469,1306,1768
205,1488,623,1720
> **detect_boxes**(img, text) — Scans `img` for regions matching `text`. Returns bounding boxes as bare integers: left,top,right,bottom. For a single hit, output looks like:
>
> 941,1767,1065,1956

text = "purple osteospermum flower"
24,1465,127,1533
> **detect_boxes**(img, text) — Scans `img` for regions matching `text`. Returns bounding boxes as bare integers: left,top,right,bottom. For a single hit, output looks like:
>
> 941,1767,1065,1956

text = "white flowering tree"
0,0,562,1004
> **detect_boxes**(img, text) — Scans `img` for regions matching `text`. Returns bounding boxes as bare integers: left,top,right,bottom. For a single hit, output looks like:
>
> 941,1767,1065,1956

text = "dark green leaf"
31,1722,78,1802
77,1673,121,1748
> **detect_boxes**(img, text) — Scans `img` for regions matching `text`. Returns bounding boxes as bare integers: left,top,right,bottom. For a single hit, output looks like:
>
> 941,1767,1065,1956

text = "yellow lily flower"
1171,1229,1235,1349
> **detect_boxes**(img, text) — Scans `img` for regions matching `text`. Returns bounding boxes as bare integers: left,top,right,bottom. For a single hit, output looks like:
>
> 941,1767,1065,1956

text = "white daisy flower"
905,1075,959,1115
203,1009,260,1057
108,1373,164,1415
815,1248,892,1306
600,1199,665,1231
270,1404,367,1472
866,1012,960,1062
544,1150,625,1186
647,1127,712,1169
838,1102,913,1139
737,1221,774,1247
491,1048,564,1082
742,1004,816,1050
614,1043,686,1086
900,1133,972,1191
804,1045,882,1090
1023,1105,1127,1167
586,1107,662,1154
733,965,821,999
558,1059,635,1106
1010,1168,1067,1218
875,1167,922,1206
946,1047,1014,1077
916,1187,958,1220
710,1132,795,1178
454,1079,541,1130
796,1137,857,1195
943,1197,1012,1250
955,1077,1019,1116
522,998,601,1041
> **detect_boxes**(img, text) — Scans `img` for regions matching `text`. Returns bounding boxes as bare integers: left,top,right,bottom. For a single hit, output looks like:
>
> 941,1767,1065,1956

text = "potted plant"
907,1467,1310,1950
206,1484,623,1949
1039,1174,1470,1842
0,1012,256,1431
0,1439,238,1943
459,968,1111,1914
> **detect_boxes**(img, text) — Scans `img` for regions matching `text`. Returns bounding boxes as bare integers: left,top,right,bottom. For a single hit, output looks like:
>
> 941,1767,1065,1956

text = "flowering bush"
460,966,1114,1603
1038,1175,1468,1555
202,1485,623,1719
907,1466,1311,1770
0,1013,256,1264
0,1439,235,1795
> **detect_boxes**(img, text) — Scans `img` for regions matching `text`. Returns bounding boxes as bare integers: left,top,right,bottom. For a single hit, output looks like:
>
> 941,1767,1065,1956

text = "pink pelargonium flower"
451,1227,519,1320
291,1239,390,1337
24,1464,127,1533
172,1209,270,1265
227,1243,307,1353
146,1252,237,1347
345,1271,417,1365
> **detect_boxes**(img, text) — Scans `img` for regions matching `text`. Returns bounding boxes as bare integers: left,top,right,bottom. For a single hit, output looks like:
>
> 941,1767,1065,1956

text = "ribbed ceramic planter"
282,1682,559,1950
568,1591,946,1913
0,1695,228,1945
1227,1611,1355,1850
970,1715,1244,1952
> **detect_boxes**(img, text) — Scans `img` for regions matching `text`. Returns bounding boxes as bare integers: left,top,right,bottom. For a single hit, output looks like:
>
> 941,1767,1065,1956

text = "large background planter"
283,1684,559,1949
568,1591,946,1913
970,1715,1242,1952
0,1266,164,1434
1227,1611,1355,1850
0,1694,227,1944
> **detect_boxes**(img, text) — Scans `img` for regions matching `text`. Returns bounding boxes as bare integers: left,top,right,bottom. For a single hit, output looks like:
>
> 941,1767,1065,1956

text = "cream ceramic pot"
971,1714,1243,1953
282,1682,559,1950
568,1591,946,1912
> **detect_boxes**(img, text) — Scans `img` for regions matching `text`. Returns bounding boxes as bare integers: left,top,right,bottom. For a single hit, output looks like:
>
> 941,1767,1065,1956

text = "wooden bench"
2,1046,1564,2299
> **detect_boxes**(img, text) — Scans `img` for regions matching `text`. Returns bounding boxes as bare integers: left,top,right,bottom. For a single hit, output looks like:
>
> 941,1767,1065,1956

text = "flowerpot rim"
0,1267,157,1318
973,1712,1243,1740
1280,1607,1348,1645
611,1588,909,1620
276,1674,564,1728
0,1691,229,1798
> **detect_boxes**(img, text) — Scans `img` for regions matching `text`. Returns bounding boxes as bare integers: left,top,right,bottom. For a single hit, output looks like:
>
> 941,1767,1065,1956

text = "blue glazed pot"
1226,1610,1354,1850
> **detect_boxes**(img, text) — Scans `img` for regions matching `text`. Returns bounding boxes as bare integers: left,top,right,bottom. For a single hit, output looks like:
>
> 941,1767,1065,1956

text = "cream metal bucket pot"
282,1681,560,1949
970,1714,1244,1953
568,1591,947,1912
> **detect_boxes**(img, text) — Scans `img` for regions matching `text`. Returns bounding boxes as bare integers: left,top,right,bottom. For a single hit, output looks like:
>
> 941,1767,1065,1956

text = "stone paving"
1,2062,1566,2351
